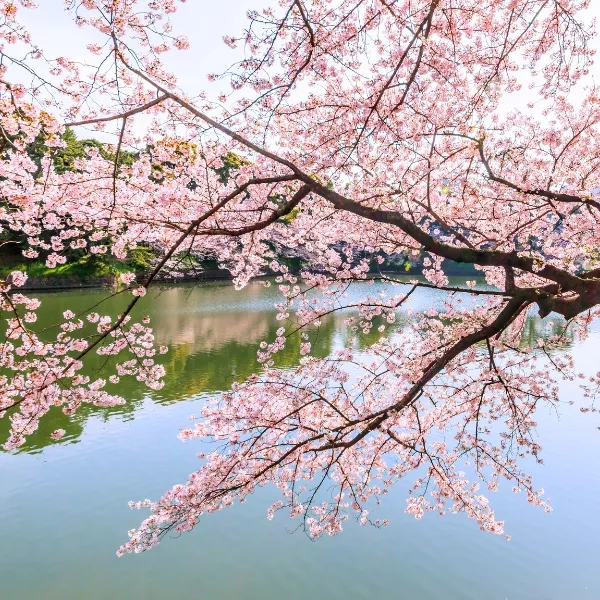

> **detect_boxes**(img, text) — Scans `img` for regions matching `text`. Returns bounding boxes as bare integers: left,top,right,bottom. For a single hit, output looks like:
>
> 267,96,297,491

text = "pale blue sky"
11,1,271,140
14,1,600,138
19,0,270,99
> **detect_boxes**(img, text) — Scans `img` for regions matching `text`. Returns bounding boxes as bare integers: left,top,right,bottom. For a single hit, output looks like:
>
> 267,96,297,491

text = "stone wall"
19,269,234,290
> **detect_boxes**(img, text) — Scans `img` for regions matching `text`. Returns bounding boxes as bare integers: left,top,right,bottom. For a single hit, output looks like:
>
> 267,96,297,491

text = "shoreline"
17,266,483,291
18,269,234,291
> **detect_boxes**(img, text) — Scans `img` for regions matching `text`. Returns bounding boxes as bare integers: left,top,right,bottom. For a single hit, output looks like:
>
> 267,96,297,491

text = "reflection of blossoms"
50,429,66,440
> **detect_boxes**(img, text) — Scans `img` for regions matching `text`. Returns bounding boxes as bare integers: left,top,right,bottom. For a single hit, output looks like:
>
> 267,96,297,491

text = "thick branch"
318,296,529,451
309,182,593,293
65,95,169,127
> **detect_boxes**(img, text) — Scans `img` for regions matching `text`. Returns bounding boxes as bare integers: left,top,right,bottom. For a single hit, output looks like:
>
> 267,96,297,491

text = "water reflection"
2,279,598,600
1,279,574,453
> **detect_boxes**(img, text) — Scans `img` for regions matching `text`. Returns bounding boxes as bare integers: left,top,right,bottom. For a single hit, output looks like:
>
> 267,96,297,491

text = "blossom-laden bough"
0,0,599,553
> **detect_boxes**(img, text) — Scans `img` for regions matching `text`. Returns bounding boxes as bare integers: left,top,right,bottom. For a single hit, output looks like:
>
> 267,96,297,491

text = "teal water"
1,280,599,599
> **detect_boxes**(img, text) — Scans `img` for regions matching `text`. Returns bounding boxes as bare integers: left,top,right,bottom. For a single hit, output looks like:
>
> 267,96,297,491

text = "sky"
11,0,600,143
19,0,270,97
9,0,272,142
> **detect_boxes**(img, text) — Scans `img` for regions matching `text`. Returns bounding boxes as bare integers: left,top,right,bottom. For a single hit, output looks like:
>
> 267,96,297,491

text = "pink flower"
10,271,27,287
120,272,136,285
50,429,66,440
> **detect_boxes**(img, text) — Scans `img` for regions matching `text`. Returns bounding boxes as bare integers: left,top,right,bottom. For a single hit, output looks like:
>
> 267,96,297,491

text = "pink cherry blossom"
9,271,27,287
0,0,598,555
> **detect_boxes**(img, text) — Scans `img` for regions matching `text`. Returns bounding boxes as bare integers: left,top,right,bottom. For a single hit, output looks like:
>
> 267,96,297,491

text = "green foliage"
0,245,159,280
26,127,137,177
214,151,247,184
0,128,152,282
280,207,301,225
124,245,157,271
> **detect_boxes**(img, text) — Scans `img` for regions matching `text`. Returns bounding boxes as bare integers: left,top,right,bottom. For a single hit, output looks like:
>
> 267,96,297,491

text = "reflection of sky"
1,323,599,600
1,277,582,454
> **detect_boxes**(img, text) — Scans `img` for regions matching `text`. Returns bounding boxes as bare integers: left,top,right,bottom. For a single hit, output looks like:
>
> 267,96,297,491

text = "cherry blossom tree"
1,0,600,553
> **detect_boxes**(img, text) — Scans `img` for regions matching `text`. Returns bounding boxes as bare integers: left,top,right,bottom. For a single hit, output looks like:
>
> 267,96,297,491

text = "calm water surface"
1,280,599,600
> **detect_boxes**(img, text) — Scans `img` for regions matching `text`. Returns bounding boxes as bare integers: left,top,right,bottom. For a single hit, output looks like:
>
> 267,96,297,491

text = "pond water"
1,279,599,600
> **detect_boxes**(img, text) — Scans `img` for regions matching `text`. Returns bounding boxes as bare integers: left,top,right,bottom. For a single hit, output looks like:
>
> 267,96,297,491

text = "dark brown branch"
317,296,529,451
65,94,169,127
309,181,593,294
477,139,600,212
